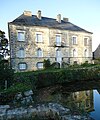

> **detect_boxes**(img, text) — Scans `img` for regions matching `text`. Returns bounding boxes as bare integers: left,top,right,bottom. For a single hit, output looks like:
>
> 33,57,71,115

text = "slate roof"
10,14,92,34
93,44,100,59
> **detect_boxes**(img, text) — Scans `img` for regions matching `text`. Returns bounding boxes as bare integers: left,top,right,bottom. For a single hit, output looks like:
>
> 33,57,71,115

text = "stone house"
8,10,93,72
93,44,100,59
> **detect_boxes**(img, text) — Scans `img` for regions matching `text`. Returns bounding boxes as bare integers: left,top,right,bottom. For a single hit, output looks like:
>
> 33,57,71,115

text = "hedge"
13,66,100,89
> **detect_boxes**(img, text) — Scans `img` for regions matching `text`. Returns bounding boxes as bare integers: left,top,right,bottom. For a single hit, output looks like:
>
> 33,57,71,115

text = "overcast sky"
0,0,100,51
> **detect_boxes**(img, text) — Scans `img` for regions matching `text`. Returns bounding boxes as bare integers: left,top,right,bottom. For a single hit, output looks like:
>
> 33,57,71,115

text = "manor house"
8,10,93,72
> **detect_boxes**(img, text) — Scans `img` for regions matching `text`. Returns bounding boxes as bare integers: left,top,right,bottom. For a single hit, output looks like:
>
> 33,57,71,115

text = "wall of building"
8,24,92,72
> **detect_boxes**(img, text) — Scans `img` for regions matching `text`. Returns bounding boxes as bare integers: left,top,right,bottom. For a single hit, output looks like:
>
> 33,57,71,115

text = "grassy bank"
1,64,100,95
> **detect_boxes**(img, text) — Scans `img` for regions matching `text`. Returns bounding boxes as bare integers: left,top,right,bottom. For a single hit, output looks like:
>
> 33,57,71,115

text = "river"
1,80,100,120
34,80,100,120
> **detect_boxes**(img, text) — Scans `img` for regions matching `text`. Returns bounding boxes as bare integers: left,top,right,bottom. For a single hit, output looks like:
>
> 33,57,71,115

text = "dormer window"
17,31,25,41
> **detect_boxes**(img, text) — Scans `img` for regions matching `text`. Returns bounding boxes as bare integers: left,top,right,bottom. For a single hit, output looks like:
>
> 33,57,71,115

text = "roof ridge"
10,13,92,34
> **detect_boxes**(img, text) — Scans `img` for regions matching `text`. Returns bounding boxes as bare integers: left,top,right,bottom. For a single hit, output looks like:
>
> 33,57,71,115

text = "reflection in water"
73,90,93,111
36,88,94,114
35,80,100,119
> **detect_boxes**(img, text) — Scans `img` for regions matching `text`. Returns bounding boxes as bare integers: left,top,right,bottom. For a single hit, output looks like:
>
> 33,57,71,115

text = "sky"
0,0,100,51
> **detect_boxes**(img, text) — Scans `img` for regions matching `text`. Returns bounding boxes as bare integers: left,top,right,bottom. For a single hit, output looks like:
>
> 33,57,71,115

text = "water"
1,80,100,120
90,90,100,120
34,80,100,120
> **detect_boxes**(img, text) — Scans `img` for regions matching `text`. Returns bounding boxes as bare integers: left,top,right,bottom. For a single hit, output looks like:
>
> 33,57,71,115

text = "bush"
51,62,60,69
43,59,51,69
2,65,100,94
0,60,14,90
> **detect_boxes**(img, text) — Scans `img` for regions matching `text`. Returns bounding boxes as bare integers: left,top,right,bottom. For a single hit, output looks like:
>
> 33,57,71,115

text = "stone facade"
8,10,93,72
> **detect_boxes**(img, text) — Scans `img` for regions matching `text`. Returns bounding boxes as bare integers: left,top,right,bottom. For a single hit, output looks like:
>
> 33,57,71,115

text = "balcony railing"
54,42,65,47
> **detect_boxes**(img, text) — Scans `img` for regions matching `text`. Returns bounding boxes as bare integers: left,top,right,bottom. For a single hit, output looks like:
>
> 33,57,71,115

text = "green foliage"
1,64,100,94
15,65,100,88
0,60,14,90
51,62,60,69
43,59,51,69
0,30,9,58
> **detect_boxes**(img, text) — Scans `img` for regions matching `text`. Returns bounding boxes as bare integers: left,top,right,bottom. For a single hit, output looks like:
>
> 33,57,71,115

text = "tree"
0,30,9,58
0,30,14,90
0,60,14,90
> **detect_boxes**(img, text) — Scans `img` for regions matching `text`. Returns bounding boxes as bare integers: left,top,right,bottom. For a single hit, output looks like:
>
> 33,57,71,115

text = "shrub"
51,62,60,69
43,59,51,69
0,60,14,90
3,65,100,94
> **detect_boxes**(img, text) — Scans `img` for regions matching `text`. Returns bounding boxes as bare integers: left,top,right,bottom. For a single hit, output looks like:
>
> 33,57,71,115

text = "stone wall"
0,103,93,120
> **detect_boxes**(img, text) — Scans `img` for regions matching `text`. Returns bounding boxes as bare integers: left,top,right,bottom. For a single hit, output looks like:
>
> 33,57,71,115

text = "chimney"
63,17,69,22
56,14,61,23
23,11,32,16
37,10,41,20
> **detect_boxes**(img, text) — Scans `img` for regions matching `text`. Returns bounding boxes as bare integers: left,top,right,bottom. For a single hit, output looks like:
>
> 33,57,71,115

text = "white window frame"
73,49,77,57
56,34,61,46
84,37,89,46
36,32,43,43
72,36,77,45
37,48,43,57
18,48,25,58
84,49,88,57
17,30,25,41
37,62,43,69
56,49,61,57
18,63,27,70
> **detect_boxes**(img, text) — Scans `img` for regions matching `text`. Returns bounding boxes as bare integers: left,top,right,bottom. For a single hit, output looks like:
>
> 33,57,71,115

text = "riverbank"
1,64,100,95
0,102,94,120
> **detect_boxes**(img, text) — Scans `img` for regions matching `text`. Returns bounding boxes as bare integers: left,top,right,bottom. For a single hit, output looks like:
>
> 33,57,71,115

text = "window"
56,49,62,63
37,62,43,69
36,33,42,42
56,35,61,46
17,31,25,41
72,36,77,45
56,49,61,57
84,49,88,57
18,63,27,70
18,48,25,58
84,37,89,46
37,48,43,57
74,61,78,64
73,49,77,57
